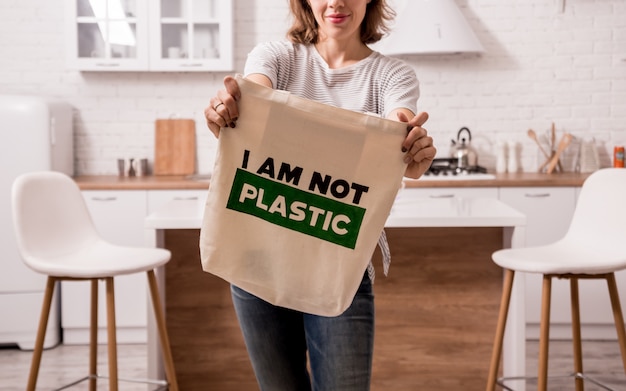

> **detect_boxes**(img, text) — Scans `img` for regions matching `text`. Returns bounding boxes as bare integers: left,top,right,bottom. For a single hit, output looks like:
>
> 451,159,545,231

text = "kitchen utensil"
450,127,478,170
527,129,550,159
154,119,196,175
550,122,563,172
546,133,573,174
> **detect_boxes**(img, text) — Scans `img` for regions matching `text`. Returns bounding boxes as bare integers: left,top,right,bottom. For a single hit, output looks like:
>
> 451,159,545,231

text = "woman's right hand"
204,75,241,138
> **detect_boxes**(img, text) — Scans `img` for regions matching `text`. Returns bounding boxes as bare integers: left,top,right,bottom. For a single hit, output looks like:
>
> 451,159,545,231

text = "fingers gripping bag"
199,75,407,317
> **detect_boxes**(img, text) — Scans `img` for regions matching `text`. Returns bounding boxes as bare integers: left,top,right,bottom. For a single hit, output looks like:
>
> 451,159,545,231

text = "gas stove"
421,158,495,180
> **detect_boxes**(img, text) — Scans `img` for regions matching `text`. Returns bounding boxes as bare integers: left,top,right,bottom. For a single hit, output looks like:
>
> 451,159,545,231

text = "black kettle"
450,127,478,169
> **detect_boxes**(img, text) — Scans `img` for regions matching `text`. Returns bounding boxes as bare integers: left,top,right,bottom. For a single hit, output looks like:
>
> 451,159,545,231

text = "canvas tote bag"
200,75,408,317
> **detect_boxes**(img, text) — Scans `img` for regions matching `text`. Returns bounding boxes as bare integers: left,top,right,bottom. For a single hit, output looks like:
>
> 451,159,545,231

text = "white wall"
0,0,624,175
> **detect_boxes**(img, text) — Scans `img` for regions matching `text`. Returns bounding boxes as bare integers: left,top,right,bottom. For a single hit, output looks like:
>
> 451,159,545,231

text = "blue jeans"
230,273,375,391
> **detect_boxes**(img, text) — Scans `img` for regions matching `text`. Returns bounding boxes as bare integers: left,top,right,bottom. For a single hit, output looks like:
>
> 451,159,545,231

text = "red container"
614,146,625,168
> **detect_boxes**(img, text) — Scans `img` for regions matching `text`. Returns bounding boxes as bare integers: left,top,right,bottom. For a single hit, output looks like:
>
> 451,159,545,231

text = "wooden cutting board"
154,119,196,175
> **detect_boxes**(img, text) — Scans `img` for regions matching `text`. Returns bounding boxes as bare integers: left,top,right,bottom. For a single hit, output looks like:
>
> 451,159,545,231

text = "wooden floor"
1,340,625,390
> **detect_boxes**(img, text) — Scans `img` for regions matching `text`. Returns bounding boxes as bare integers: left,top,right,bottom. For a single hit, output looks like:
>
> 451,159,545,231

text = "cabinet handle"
173,196,199,200
95,63,121,67
91,197,117,201
179,63,204,67
524,193,551,198
429,194,455,199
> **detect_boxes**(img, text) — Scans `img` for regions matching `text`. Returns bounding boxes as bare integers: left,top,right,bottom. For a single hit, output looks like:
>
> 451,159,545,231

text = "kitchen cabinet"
148,0,233,72
65,0,150,71
66,0,233,72
400,186,498,200
147,189,208,214
61,190,148,344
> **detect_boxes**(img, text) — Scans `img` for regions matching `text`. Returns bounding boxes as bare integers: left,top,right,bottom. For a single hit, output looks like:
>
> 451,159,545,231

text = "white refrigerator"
0,95,73,349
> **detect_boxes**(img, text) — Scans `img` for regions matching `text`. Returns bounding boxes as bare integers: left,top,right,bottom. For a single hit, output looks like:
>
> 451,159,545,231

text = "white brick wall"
0,0,624,175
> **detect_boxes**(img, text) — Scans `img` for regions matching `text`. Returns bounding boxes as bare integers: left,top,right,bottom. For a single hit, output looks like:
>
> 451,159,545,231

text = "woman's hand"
397,111,436,179
204,75,241,138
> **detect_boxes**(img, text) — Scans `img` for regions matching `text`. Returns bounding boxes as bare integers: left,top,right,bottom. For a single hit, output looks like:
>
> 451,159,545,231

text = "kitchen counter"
74,171,591,190
145,196,528,390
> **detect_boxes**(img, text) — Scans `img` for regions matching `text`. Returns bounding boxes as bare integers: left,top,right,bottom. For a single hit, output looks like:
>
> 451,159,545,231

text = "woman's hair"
287,0,396,45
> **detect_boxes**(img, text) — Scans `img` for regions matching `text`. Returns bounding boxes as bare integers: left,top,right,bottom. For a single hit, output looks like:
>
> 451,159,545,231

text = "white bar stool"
11,171,179,391
486,168,626,391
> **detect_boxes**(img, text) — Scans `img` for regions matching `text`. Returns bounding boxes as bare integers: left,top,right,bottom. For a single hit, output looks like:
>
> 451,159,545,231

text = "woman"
204,0,436,389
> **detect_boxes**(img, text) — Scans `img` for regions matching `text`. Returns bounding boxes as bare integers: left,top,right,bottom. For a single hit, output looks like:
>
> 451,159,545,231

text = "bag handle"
236,74,290,105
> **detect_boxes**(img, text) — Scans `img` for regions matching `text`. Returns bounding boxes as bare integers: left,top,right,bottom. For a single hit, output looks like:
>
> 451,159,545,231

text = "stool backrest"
566,168,626,250
11,171,100,272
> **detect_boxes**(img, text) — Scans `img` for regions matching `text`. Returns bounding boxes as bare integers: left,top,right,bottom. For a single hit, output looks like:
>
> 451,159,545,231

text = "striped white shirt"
244,40,420,118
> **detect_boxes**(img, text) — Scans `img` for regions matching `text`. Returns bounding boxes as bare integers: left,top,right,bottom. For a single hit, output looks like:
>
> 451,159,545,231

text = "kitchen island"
144,193,527,390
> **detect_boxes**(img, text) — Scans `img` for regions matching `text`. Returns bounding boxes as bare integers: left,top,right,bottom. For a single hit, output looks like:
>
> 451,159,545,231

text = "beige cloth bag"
200,75,407,316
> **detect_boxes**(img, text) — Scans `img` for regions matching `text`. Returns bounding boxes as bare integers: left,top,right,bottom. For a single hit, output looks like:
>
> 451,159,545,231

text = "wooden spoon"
551,122,564,172
527,129,550,159
546,133,573,174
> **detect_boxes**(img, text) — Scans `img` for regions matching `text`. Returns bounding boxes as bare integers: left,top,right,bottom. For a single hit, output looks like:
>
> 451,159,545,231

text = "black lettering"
256,157,276,178
277,163,303,186
308,172,331,194
242,149,250,169
350,183,369,205
330,179,350,199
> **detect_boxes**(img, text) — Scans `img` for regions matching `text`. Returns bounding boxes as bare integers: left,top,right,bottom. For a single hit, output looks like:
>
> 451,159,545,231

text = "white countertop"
145,195,526,230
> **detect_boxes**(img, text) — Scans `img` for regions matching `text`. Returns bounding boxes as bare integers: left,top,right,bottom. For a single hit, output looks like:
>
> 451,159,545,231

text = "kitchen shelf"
66,0,233,72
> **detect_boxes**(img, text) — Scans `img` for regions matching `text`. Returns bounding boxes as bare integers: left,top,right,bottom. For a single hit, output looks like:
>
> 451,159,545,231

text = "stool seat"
11,171,179,391
487,168,626,391
24,240,171,278
493,239,626,275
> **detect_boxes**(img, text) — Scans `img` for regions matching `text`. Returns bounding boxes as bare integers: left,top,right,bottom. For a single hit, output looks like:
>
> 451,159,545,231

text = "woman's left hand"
397,111,436,179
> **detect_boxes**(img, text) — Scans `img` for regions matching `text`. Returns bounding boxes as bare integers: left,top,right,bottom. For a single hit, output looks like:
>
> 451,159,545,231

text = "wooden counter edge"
74,175,210,190
74,172,592,191
404,172,591,188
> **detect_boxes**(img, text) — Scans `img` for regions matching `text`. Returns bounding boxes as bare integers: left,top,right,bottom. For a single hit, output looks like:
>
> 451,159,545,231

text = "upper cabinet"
66,0,233,72
148,0,233,71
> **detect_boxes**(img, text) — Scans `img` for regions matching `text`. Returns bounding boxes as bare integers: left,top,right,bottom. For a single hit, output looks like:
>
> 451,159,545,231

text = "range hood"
373,0,484,55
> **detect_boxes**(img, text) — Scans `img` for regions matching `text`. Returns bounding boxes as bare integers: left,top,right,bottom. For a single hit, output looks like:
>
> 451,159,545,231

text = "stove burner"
425,158,487,176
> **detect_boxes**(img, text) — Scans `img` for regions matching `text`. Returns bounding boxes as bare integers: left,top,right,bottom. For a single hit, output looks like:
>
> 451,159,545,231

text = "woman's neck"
314,38,372,69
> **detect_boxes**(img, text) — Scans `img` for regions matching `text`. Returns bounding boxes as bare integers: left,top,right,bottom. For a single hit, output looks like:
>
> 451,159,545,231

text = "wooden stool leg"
26,277,56,391
606,273,626,373
486,269,515,391
538,275,552,391
570,277,584,391
105,277,119,391
89,279,99,391
147,270,179,391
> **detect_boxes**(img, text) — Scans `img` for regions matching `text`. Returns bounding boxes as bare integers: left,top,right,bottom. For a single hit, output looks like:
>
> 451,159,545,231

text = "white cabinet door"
148,0,233,72
400,187,499,201
61,190,148,344
147,189,208,214
499,187,579,338
66,0,150,71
